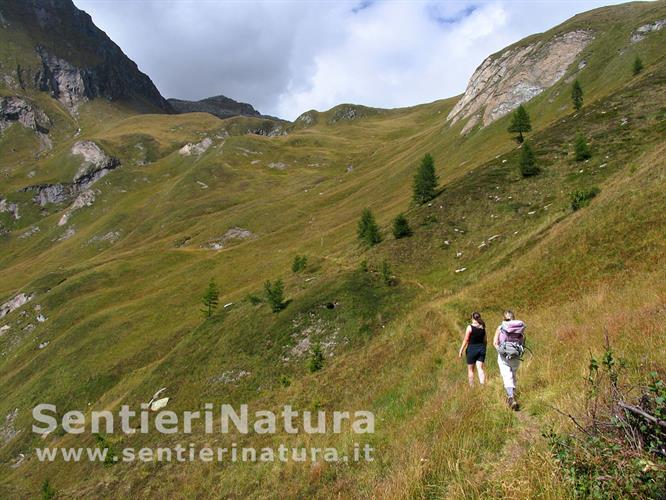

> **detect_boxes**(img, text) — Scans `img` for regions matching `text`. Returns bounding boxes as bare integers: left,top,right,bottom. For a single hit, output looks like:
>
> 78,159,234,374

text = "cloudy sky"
73,0,625,120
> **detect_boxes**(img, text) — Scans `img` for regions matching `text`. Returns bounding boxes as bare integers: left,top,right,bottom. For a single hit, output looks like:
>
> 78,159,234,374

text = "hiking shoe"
509,397,519,411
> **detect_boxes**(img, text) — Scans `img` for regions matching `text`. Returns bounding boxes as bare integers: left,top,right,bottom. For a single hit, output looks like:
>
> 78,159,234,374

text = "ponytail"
472,311,485,329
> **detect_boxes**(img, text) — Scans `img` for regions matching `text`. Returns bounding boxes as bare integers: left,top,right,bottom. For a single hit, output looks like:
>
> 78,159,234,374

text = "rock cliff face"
0,0,171,112
447,30,594,133
168,95,261,119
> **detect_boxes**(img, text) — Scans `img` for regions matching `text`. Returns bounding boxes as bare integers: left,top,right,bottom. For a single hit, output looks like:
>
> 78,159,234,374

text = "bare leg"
476,361,486,385
467,364,475,386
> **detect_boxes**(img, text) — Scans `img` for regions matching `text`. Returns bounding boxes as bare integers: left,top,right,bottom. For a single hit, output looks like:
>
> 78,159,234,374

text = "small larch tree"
570,187,600,211
309,343,324,372
633,55,644,76
41,479,56,500
574,133,592,161
381,260,396,286
201,278,219,318
357,208,382,247
292,255,307,273
572,80,584,111
264,279,285,312
508,105,532,143
519,141,539,177
412,153,438,204
392,213,412,239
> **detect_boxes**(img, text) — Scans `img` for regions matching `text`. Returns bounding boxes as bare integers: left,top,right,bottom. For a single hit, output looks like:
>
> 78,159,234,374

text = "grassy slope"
1,1,665,497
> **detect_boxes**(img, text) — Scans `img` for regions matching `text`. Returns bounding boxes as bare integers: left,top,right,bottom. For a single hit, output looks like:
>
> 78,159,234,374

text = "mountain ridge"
168,94,264,120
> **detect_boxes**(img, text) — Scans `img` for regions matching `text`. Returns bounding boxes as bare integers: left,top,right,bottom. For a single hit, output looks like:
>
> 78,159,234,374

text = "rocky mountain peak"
0,0,171,112
447,29,594,134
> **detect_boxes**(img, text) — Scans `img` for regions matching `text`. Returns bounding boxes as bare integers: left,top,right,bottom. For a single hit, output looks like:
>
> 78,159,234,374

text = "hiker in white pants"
493,310,526,411
497,353,520,399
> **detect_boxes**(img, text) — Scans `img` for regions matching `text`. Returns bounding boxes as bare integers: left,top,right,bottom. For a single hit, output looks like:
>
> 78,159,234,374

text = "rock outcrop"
0,198,20,220
295,111,316,127
0,96,50,134
168,95,261,119
178,137,213,156
0,409,20,446
70,141,117,182
204,227,254,250
0,293,33,319
249,123,288,137
328,104,382,124
630,19,666,43
22,141,119,206
58,189,96,226
447,30,594,133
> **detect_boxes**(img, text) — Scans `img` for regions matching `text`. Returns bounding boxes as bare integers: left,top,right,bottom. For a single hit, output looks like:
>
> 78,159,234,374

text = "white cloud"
276,2,514,118
74,0,627,120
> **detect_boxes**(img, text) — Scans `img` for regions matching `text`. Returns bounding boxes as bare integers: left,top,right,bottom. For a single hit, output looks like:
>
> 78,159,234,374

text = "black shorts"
466,344,486,364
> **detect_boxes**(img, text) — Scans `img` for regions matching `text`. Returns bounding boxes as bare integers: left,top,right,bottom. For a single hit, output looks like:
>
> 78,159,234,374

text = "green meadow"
1,1,665,497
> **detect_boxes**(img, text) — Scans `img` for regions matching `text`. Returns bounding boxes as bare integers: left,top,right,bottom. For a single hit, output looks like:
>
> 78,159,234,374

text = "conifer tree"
381,260,396,286
412,153,438,204
309,343,324,372
392,213,412,239
41,480,56,500
574,133,591,161
633,55,644,76
507,105,532,143
357,208,382,246
201,278,219,318
292,255,307,273
519,141,539,177
572,80,584,111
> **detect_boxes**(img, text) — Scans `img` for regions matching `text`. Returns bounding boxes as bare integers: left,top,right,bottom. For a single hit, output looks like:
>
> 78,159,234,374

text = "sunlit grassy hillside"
1,1,665,497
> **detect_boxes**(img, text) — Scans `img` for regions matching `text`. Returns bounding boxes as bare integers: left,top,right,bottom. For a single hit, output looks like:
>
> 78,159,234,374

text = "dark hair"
471,312,485,328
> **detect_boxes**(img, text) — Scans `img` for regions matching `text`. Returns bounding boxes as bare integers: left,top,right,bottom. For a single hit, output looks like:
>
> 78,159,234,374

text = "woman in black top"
458,312,487,386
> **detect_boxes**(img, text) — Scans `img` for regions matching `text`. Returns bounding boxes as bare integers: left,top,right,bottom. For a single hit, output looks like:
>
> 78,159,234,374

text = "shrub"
94,433,118,467
413,153,438,204
247,293,263,305
570,187,600,211
309,343,324,372
264,279,286,312
519,141,540,177
633,55,644,76
545,342,666,499
421,214,438,226
574,133,592,161
357,208,382,247
392,213,412,239
292,255,307,273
